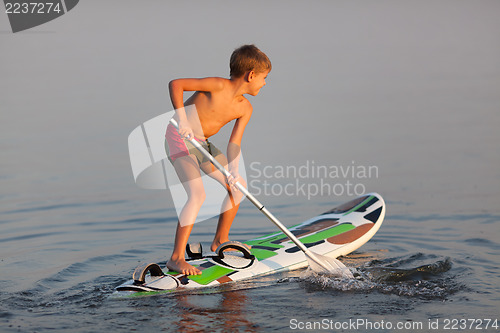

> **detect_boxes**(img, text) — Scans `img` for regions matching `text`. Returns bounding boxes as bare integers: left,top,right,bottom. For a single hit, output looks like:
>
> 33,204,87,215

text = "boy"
165,45,271,275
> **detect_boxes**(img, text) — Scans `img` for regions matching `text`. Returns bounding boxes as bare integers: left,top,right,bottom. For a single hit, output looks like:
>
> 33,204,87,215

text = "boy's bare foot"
166,258,201,275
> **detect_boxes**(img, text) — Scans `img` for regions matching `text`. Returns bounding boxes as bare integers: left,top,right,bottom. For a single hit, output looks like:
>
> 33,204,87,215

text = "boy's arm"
227,104,253,179
168,78,224,138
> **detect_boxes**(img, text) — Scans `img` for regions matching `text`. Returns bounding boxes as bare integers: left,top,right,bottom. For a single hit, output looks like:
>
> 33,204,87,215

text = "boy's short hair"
230,44,272,78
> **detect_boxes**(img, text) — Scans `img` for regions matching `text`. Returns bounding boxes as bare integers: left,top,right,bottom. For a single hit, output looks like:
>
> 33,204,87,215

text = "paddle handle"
169,118,315,257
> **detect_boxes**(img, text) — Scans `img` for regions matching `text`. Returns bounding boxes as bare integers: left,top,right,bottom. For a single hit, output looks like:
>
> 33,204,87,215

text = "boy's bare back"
182,77,252,139
169,69,268,151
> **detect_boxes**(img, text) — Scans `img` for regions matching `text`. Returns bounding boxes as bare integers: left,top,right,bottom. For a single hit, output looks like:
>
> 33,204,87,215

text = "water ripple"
0,231,65,244
293,255,463,300
1,200,128,215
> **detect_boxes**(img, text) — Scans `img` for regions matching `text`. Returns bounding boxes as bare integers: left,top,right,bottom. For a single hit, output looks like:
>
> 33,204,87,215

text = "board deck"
116,193,386,294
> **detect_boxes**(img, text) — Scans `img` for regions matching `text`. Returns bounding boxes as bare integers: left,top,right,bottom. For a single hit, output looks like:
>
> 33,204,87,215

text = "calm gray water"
1,1,499,332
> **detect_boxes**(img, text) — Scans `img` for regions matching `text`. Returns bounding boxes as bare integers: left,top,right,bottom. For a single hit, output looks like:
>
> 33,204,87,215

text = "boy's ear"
246,70,255,82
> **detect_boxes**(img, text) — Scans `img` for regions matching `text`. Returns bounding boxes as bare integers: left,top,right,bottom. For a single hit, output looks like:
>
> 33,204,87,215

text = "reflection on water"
171,290,257,332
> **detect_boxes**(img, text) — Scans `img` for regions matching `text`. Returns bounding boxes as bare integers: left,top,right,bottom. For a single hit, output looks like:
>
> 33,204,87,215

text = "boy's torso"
184,79,250,139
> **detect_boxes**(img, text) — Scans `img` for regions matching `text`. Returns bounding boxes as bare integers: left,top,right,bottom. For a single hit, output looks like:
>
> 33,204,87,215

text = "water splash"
292,254,463,299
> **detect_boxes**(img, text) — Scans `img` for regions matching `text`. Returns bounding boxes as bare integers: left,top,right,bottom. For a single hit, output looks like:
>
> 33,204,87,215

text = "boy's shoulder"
237,96,253,118
198,76,227,92
212,78,252,102
202,77,253,113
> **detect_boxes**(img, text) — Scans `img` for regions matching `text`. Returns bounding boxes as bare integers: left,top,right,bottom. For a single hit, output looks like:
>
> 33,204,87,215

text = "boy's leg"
167,154,205,275
200,154,246,252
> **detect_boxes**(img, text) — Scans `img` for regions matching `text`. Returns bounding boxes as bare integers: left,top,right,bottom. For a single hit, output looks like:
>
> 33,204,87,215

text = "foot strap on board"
133,263,165,284
216,241,254,260
212,241,255,270
186,242,203,259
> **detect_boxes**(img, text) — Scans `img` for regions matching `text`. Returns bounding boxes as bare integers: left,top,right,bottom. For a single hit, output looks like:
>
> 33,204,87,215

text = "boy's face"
248,70,269,96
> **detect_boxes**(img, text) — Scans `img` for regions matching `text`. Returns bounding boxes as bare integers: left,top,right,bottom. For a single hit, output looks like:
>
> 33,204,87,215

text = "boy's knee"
189,190,206,206
231,178,246,199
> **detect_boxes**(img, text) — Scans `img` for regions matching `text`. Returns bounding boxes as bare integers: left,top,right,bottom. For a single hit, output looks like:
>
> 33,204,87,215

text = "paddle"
169,119,353,278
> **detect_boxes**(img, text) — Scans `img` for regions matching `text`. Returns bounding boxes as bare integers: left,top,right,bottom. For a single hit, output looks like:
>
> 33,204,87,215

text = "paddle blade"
306,252,354,278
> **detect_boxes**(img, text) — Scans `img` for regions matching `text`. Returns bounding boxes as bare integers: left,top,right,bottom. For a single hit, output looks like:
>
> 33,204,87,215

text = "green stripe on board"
127,289,175,297
250,248,278,260
246,220,305,244
245,235,285,249
342,195,374,216
247,232,285,243
298,224,355,244
187,265,234,285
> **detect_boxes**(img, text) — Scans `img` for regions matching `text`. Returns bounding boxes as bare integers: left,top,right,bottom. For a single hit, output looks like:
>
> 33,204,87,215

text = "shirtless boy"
165,45,271,275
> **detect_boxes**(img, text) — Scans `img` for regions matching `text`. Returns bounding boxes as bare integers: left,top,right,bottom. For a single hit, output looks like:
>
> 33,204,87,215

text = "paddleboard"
116,192,385,294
